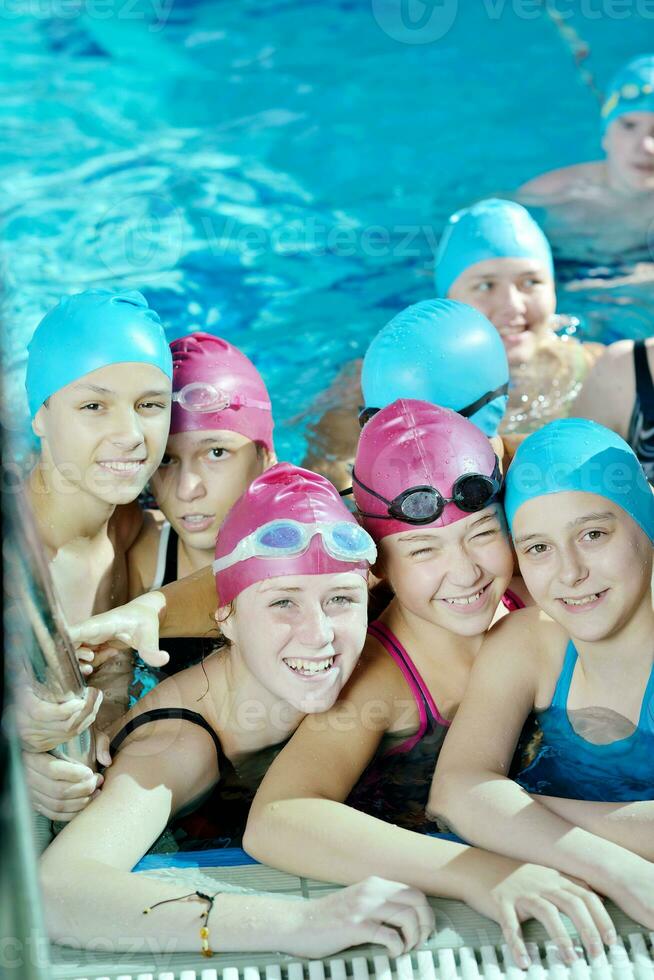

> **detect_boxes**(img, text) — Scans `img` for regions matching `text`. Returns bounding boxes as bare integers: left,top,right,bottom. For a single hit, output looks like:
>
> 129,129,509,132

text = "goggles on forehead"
173,381,271,414
602,80,654,118
358,382,509,429
212,519,377,574
351,457,503,526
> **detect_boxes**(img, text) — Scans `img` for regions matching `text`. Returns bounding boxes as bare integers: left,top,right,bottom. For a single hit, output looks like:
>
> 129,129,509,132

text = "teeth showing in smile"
99,461,142,472
284,657,334,674
443,587,486,606
562,593,601,606
183,515,212,523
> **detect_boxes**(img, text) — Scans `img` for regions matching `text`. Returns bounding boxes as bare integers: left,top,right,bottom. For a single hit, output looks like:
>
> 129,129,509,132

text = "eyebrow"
397,534,440,544
196,436,240,447
259,582,363,595
72,384,170,398
468,512,498,529
514,511,616,544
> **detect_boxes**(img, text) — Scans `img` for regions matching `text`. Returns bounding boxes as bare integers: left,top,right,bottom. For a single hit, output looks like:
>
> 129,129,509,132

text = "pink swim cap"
353,399,498,542
215,462,370,604
170,332,274,452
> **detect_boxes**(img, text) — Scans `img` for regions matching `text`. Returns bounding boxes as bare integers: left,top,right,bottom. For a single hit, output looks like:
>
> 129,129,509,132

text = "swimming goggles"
212,519,377,573
351,458,503,525
173,382,271,414
358,382,509,428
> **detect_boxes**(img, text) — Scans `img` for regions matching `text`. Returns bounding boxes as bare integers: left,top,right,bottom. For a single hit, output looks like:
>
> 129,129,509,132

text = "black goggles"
351,457,503,525
358,381,509,429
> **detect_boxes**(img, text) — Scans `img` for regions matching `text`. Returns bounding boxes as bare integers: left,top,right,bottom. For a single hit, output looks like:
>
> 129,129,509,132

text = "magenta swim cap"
215,463,370,604
170,332,274,452
353,399,499,542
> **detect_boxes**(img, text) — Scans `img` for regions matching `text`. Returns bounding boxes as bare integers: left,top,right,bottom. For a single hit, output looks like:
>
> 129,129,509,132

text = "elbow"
243,801,280,864
427,770,466,824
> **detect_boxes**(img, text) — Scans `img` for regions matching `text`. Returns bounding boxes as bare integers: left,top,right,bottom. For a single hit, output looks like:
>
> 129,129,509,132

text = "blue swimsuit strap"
549,641,578,710
551,640,654,735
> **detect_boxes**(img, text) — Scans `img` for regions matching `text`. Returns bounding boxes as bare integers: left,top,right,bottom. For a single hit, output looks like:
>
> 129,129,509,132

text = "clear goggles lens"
213,519,377,573
173,382,271,414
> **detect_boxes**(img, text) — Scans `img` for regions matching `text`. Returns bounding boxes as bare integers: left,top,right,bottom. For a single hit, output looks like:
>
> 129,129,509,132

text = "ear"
489,435,505,468
262,446,277,470
32,405,47,439
215,604,235,642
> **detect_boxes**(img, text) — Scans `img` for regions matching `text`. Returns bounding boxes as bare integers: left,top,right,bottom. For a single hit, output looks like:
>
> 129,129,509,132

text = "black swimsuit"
627,339,654,482
111,707,287,851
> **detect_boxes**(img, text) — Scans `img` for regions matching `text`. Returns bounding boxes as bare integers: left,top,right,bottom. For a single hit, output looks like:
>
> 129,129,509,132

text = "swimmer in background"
303,298,512,490
431,419,654,928
518,54,654,262
40,464,437,959
21,289,173,822
574,335,654,482
435,198,604,439
127,332,276,697
245,401,618,967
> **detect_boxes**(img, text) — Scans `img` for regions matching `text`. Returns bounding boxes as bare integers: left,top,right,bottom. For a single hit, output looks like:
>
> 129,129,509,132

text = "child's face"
33,363,171,506
513,491,653,643
151,429,269,553
379,505,514,637
604,112,654,193
448,257,557,366
221,572,368,715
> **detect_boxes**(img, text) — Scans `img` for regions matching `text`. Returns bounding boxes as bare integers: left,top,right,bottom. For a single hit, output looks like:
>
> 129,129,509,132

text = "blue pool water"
2,1,652,461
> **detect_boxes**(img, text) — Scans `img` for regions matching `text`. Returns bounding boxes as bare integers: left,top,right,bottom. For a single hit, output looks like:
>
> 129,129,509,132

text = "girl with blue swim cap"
518,54,654,260
22,289,173,822
436,198,604,437
303,297,512,489
432,419,654,930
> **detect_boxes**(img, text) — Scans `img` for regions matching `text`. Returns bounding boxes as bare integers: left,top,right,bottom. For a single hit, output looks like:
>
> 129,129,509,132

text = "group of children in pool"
15,52,654,969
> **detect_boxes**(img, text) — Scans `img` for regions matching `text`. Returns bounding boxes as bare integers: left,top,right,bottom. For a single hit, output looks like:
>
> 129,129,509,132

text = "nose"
446,550,483,590
642,132,654,155
496,282,527,319
557,543,588,588
297,602,335,650
176,465,206,503
109,407,145,453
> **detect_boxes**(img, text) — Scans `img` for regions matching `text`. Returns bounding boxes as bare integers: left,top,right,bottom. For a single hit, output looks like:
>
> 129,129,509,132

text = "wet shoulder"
336,631,411,712
519,162,605,199
489,606,569,709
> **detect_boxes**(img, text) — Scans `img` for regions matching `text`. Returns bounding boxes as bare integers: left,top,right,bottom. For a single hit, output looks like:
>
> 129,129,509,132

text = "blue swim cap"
435,198,554,298
601,54,654,133
505,418,654,544
26,289,173,417
361,299,509,437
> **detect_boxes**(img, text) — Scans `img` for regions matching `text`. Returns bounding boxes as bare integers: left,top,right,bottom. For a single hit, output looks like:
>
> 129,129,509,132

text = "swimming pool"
1,1,652,461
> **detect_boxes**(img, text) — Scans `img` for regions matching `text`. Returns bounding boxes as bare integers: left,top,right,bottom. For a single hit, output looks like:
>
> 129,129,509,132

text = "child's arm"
429,611,654,929
573,340,635,440
40,709,433,959
245,645,614,966
536,797,654,861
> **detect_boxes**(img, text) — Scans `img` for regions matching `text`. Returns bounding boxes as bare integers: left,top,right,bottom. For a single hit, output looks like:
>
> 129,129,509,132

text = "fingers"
562,885,617,951
95,732,113,768
498,901,531,970
76,647,95,676
517,896,577,965
368,924,406,960
384,885,435,945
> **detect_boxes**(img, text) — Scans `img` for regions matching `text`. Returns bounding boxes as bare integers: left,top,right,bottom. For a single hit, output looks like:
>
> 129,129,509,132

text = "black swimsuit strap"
634,340,654,416
110,707,223,761
162,525,179,587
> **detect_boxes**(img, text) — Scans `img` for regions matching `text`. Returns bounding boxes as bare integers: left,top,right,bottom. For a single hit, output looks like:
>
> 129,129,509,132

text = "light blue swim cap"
505,418,654,544
361,299,509,438
435,198,554,298
26,289,173,417
601,54,654,133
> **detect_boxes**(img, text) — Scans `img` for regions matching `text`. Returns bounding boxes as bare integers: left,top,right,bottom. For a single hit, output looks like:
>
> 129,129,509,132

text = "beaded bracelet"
143,889,220,957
